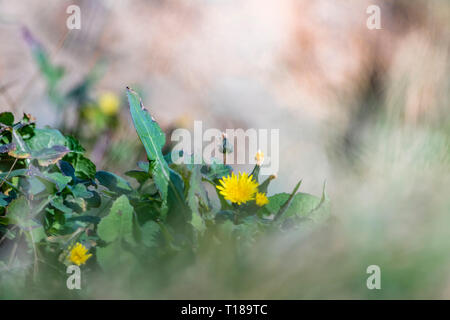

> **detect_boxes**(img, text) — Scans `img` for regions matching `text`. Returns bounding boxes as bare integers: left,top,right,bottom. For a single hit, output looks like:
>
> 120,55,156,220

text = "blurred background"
1,0,449,298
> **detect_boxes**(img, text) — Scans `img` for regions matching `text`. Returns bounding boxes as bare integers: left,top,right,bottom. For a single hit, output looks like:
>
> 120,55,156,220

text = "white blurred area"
0,0,448,196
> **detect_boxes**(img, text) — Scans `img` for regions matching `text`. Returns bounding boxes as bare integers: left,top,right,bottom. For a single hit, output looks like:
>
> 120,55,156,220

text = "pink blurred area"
0,0,448,192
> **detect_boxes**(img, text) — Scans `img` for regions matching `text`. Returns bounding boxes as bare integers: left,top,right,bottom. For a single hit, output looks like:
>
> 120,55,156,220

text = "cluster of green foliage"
0,88,329,298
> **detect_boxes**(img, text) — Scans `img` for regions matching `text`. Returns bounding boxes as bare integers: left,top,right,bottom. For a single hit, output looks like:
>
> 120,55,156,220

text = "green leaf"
6,196,44,243
127,87,169,200
63,153,96,180
27,176,47,195
268,187,330,224
201,159,232,181
24,128,69,166
62,136,96,180
274,180,302,221
6,196,30,226
51,197,73,214
24,222,46,243
58,160,75,179
0,193,8,207
0,169,29,179
0,112,14,126
64,195,87,213
140,220,160,247
29,165,72,192
124,170,149,185
64,135,85,153
69,184,93,199
26,128,66,151
187,166,208,233
33,146,70,167
95,171,132,194
127,88,191,242
8,128,31,159
97,195,134,244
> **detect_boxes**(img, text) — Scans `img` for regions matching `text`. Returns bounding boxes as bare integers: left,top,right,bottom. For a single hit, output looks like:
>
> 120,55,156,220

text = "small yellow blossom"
216,172,258,205
255,192,269,207
98,92,120,116
68,242,92,266
255,150,264,166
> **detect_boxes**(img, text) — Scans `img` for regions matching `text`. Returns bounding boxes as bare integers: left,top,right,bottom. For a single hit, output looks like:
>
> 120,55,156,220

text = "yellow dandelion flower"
68,242,92,266
255,192,269,207
98,92,120,116
255,150,264,166
216,172,258,205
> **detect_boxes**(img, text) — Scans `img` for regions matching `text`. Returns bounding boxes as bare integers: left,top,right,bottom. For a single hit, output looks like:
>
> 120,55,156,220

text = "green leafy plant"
0,88,330,298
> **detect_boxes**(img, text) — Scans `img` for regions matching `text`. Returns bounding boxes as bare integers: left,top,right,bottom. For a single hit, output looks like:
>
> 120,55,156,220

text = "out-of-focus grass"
10,112,447,300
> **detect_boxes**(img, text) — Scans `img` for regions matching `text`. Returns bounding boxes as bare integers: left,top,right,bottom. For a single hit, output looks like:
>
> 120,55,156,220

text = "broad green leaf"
0,169,29,179
6,196,44,243
64,195,87,213
266,189,330,223
28,176,47,195
69,184,93,199
187,165,208,233
274,180,302,221
32,146,70,166
201,159,232,181
8,128,30,159
6,196,30,226
124,170,149,185
127,87,169,199
58,160,75,179
95,171,132,194
21,128,69,166
51,197,73,214
97,195,134,244
29,165,72,192
0,193,8,207
26,128,66,151
63,153,96,180
63,136,96,180
140,220,160,247
127,88,191,241
64,135,85,153
24,221,46,243
0,112,14,126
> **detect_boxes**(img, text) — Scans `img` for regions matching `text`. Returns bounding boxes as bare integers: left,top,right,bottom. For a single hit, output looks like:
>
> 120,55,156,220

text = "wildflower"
68,242,92,266
255,192,269,207
255,150,264,166
98,92,120,116
216,172,258,205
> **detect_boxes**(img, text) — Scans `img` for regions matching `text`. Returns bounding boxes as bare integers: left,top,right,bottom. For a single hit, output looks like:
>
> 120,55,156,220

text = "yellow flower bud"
98,92,120,116
255,150,264,166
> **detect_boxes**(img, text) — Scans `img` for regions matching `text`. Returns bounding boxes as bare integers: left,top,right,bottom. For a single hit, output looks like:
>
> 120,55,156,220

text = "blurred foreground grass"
2,114,449,299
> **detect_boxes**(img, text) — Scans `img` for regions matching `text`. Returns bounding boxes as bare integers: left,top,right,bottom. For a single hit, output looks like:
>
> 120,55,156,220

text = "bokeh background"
1,0,449,298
